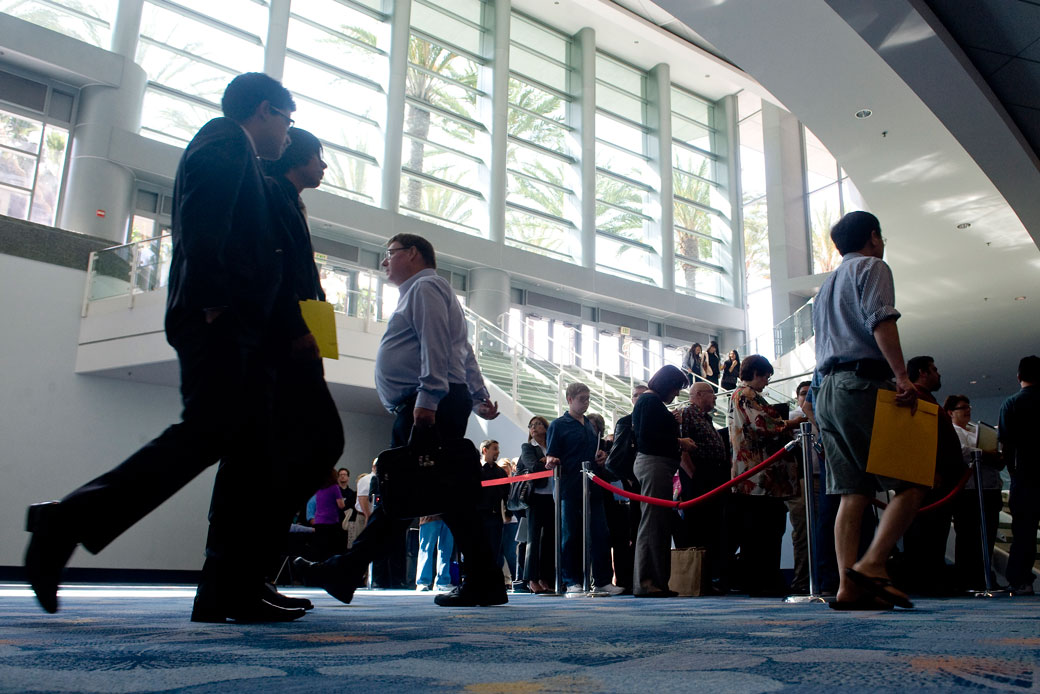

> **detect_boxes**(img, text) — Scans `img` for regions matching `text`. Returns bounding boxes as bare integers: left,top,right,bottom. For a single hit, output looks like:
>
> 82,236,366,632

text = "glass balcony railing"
82,235,809,427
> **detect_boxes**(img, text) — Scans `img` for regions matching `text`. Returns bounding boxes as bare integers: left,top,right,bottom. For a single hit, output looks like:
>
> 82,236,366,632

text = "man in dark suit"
24,73,308,623
261,127,345,575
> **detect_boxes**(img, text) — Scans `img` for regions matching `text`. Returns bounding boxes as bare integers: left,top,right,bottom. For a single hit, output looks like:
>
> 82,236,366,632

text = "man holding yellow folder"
813,211,927,610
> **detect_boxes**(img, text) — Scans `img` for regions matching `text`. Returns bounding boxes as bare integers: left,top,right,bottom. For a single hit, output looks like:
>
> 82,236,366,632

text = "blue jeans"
416,519,454,588
561,483,612,587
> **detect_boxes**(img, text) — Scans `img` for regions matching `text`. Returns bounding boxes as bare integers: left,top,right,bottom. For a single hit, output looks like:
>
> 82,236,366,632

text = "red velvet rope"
870,464,974,514
587,441,800,509
481,470,555,487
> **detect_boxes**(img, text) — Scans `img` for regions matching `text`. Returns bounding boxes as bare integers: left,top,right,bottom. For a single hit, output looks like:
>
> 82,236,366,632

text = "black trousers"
58,314,279,594
953,488,1002,590
731,494,788,594
524,493,556,584
324,384,501,589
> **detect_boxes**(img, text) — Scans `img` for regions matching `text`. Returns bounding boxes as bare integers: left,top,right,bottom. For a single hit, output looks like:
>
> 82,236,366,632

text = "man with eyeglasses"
812,210,926,610
296,233,506,607
25,73,306,623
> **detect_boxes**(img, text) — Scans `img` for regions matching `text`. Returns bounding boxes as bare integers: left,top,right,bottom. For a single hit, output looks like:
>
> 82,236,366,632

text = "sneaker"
416,584,432,592
595,583,625,596
564,584,584,598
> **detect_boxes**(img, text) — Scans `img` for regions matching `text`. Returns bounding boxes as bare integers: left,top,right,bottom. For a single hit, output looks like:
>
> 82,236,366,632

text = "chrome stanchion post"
970,450,999,598
554,465,562,595
582,461,592,594
786,422,827,604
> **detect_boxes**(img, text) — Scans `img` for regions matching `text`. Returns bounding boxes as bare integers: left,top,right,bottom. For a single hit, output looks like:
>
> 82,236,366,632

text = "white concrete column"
265,0,291,80
573,27,595,270
485,0,510,245
648,63,672,291
380,0,412,212
762,101,811,324
468,266,511,325
58,63,148,242
110,0,144,59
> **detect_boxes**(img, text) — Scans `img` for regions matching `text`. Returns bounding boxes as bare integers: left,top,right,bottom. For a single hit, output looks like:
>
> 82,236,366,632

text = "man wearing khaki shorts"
812,211,927,610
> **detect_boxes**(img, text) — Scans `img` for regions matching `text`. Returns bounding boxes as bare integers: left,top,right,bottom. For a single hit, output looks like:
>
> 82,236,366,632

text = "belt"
829,359,893,380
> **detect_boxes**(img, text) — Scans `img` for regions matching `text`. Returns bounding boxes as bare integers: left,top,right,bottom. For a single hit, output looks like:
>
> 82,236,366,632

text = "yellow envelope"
865,389,938,487
299,299,339,360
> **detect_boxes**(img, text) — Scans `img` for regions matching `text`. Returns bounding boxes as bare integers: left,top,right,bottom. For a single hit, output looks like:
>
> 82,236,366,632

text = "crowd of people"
22,72,1036,623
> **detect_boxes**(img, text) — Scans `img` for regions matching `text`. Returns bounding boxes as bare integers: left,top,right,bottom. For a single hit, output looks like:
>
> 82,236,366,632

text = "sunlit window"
399,0,490,237
505,13,578,262
137,0,268,146
285,0,389,203
0,107,69,226
2,0,117,48
671,84,730,303
804,126,865,274
594,52,657,284
738,91,773,357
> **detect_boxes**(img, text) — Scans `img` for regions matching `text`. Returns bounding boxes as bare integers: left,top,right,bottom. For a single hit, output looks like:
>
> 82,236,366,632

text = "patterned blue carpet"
0,584,1038,692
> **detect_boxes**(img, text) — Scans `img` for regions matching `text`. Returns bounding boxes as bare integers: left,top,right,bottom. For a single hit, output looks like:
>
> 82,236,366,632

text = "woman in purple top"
312,469,347,560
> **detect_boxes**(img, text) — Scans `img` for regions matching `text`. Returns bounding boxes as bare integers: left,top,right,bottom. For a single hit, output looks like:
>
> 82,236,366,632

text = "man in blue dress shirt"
297,233,505,607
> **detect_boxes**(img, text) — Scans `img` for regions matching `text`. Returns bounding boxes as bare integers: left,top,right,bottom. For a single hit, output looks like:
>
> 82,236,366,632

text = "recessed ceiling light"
956,222,971,229
969,380,977,384
855,109,872,119
1015,296,1026,301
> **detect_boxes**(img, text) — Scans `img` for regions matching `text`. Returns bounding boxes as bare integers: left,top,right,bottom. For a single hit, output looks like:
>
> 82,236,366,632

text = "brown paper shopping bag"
668,547,708,596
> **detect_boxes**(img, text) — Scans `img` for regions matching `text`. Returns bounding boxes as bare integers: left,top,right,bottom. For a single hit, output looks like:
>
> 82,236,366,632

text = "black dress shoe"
291,557,356,605
433,584,508,607
24,502,78,614
263,583,313,611
190,595,306,623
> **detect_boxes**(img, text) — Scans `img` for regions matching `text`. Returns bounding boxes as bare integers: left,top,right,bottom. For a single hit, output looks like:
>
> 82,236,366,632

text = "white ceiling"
599,0,1040,401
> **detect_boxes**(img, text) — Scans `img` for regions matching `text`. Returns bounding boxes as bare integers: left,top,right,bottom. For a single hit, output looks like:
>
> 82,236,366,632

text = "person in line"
728,354,802,596
812,210,926,610
944,394,1003,591
310,469,347,561
1000,355,1040,596
900,356,964,595
477,440,508,578
721,350,741,392
604,384,649,593
682,342,704,387
630,366,696,597
704,341,721,391
546,382,623,596
336,468,357,524
294,233,504,607
517,415,555,594
784,380,812,594
24,73,309,623
675,381,729,591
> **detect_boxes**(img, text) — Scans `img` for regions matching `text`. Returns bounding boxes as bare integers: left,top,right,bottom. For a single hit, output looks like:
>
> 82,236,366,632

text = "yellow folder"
865,389,938,487
299,299,339,360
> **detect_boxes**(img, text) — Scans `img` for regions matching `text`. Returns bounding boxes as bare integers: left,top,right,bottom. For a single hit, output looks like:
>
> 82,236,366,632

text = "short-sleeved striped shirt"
813,252,900,374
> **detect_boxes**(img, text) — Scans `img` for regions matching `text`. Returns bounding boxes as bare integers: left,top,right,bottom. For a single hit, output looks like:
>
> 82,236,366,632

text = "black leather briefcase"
374,434,482,519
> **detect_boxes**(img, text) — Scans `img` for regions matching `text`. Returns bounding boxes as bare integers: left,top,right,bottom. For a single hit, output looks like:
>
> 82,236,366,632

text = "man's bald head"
691,382,716,411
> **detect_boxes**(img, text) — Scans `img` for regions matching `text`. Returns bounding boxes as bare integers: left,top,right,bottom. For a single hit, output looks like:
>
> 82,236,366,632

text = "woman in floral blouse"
727,354,801,595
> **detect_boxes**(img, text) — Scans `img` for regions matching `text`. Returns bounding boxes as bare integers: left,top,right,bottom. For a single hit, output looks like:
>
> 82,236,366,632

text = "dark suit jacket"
266,175,325,341
166,117,284,338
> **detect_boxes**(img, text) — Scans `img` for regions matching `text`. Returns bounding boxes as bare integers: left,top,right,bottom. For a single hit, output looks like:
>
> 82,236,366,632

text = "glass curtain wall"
136,0,268,146
594,52,658,285
284,0,390,204
400,0,491,237
804,126,865,274
0,0,116,48
671,85,730,302
504,12,578,262
737,91,773,356
0,105,69,225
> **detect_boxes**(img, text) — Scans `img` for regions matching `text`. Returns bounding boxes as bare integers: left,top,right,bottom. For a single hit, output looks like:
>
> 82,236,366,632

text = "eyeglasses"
269,105,295,126
384,245,413,260
952,405,971,411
